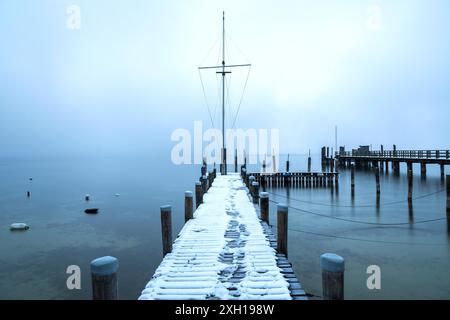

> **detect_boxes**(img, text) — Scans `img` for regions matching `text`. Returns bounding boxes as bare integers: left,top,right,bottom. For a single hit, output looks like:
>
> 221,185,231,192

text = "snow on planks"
139,173,306,300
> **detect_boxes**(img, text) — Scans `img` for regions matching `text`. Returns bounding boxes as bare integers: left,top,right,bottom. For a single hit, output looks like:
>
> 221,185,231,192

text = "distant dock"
336,147,449,177
139,173,306,300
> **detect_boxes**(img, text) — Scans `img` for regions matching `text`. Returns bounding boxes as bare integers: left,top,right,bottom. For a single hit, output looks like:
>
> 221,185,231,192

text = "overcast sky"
0,0,449,158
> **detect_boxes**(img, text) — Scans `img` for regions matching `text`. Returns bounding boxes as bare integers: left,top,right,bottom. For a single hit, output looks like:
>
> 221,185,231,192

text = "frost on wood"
139,173,291,300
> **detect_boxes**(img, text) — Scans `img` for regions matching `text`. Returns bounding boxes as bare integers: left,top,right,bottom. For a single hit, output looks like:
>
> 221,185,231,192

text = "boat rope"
268,199,446,226
266,188,445,208
287,227,449,246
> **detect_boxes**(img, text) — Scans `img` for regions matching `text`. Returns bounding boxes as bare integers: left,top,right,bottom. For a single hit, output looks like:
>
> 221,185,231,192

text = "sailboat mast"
222,11,225,156
198,12,250,175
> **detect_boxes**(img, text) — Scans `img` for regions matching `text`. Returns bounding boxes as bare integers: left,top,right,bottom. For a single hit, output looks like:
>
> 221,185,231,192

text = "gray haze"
1,0,449,159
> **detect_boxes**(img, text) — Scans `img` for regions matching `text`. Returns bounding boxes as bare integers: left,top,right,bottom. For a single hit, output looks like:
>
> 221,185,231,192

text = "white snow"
138,173,291,300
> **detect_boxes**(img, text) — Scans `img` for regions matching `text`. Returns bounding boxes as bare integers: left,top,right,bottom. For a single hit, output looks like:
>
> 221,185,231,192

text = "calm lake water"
0,154,449,299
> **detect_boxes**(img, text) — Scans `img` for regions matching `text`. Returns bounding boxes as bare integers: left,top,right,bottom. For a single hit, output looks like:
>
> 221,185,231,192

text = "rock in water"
84,208,99,214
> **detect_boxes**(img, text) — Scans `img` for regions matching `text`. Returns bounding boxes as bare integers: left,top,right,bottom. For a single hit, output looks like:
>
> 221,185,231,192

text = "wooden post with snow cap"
201,175,207,193
320,253,345,300
90,256,119,300
251,181,259,204
260,192,269,223
277,204,288,257
248,175,255,196
160,205,173,256
195,181,202,208
185,191,193,222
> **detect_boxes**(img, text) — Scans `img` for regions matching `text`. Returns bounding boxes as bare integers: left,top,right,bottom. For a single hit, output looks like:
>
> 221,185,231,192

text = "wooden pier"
336,148,449,177
139,173,306,300
246,172,339,189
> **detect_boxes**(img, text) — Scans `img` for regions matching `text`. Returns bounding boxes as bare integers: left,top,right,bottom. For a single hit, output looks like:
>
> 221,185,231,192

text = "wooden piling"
308,157,311,173
184,191,193,222
351,164,355,198
260,192,269,223
249,175,255,195
160,205,173,256
440,164,445,179
91,256,119,300
446,175,450,231
375,168,380,195
421,162,427,178
408,170,413,203
234,149,238,173
320,253,345,300
286,154,290,172
201,175,207,193
277,204,288,257
251,181,260,204
195,181,202,208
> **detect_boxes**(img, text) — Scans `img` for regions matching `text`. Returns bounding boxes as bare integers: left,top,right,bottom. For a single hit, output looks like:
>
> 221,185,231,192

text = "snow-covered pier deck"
139,173,306,300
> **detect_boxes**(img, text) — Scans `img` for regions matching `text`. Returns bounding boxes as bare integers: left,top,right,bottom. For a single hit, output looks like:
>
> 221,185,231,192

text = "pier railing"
338,150,450,159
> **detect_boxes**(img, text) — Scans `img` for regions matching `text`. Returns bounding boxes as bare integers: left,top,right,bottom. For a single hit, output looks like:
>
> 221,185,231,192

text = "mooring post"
260,192,269,223
408,170,413,203
249,175,255,195
440,164,445,179
251,181,260,204
91,256,119,300
286,154,290,172
160,205,173,256
351,164,355,198
320,253,345,300
308,155,312,173
277,204,288,257
184,191,193,222
201,175,207,193
195,181,202,208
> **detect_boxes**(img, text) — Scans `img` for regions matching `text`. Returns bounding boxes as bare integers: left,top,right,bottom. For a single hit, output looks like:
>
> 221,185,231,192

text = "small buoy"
114,193,120,197
27,191,30,197
85,194,90,201
85,208,99,214
10,223,29,231
29,178,33,181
